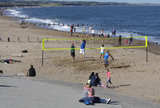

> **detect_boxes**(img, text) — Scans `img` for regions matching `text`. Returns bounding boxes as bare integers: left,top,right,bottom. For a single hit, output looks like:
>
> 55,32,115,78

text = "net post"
145,36,148,63
41,39,45,66
42,50,44,66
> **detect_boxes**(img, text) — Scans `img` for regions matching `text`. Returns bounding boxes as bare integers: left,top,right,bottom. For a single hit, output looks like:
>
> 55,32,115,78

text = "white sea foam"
4,8,160,44
5,9,28,18
24,18,54,24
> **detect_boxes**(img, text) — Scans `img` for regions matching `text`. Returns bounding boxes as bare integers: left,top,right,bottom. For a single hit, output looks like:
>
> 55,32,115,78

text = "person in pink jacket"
106,68,112,88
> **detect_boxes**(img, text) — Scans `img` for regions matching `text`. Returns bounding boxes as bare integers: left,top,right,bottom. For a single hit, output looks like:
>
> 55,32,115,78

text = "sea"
4,5,160,43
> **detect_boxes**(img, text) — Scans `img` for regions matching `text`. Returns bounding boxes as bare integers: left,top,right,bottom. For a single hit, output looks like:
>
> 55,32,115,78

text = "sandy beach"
0,15,160,103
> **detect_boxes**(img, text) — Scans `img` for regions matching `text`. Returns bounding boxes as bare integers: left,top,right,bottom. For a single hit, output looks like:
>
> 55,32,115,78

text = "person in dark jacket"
88,72,96,86
94,73,101,86
129,35,133,45
28,65,36,77
118,35,122,46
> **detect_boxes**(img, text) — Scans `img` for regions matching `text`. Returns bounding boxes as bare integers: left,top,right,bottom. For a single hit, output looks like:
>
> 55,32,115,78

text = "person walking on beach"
118,35,122,46
89,26,92,34
71,43,75,61
112,28,116,36
129,35,133,45
104,50,114,68
8,37,10,42
79,83,111,105
80,39,86,58
73,26,76,33
100,29,104,37
70,24,74,36
100,44,105,59
106,68,112,88
82,26,86,33
91,28,95,37
107,34,110,38
27,65,36,77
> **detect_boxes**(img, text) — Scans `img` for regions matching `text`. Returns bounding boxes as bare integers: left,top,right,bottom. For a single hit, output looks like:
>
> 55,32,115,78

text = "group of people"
88,69,112,88
79,83,111,105
70,39,86,61
71,39,114,67
74,39,115,105
79,67,113,105
69,23,118,38
88,72,101,87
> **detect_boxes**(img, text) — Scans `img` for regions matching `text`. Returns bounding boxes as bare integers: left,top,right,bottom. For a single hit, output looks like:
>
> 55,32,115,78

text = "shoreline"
4,7,160,45
2,14,160,56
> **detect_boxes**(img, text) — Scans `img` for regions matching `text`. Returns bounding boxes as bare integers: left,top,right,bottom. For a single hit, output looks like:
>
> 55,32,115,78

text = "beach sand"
0,15,160,103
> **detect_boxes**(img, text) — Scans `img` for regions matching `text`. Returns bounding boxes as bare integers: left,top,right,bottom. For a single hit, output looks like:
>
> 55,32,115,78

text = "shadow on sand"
109,100,120,105
0,85,16,88
108,84,131,89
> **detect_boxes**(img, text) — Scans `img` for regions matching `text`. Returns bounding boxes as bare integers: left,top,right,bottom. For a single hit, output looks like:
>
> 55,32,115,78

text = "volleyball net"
41,36,148,51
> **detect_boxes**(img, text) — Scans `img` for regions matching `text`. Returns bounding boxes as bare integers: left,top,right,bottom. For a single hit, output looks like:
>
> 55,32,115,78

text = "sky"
55,0,160,3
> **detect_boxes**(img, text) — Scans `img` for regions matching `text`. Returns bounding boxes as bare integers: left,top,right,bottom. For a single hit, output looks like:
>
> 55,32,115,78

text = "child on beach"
129,35,133,45
100,44,105,59
71,43,75,61
106,68,112,88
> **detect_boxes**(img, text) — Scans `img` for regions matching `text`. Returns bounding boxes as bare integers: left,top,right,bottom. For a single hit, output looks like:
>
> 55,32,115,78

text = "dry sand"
0,16,160,103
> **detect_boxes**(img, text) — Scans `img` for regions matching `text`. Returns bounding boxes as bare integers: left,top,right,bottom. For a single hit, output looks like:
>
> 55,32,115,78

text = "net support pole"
146,46,148,63
42,50,44,66
145,36,148,63
41,39,45,66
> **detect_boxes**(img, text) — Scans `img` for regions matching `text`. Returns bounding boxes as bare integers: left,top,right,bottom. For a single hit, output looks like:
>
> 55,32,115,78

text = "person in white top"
91,29,95,36
89,26,92,34
100,44,105,59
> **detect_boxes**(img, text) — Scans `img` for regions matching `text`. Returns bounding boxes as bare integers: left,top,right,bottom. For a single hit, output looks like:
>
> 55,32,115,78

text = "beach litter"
0,59,21,64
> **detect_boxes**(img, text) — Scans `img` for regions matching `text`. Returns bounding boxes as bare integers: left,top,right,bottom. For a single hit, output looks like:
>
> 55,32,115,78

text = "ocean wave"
4,8,28,18
4,8,160,44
